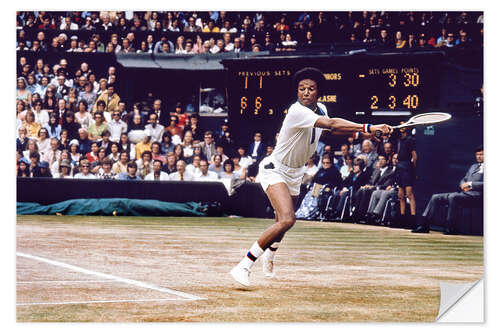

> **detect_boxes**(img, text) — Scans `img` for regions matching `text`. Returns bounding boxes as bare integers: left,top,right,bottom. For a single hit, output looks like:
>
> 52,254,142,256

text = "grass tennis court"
16,215,483,322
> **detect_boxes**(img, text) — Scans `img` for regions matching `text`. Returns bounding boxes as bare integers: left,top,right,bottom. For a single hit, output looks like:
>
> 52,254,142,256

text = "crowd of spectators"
16,50,279,185
15,11,481,209
17,11,483,55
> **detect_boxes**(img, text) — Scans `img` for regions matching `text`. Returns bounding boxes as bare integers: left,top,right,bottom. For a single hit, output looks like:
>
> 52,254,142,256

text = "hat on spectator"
70,35,78,40
19,157,30,166
39,161,49,168
69,139,79,146
60,160,71,168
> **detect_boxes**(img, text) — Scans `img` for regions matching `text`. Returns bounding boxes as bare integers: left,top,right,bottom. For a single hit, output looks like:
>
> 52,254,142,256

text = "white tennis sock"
239,241,265,270
264,242,280,261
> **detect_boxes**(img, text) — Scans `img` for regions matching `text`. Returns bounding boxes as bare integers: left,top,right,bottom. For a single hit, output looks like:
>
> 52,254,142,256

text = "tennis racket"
376,112,452,137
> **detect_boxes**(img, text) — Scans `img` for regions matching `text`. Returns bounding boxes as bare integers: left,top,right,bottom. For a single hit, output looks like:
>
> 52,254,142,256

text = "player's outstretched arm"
314,117,393,136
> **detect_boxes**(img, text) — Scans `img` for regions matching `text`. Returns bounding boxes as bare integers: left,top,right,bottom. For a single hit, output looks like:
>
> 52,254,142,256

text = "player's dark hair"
293,67,325,95
475,145,483,152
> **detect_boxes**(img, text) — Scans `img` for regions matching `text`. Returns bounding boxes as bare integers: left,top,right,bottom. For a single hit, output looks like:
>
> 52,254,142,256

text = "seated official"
413,146,484,235
351,154,395,220
365,153,399,224
296,153,342,220
330,157,370,219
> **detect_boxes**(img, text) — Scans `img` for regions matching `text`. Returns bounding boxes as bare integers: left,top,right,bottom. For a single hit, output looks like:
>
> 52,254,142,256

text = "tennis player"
230,67,393,287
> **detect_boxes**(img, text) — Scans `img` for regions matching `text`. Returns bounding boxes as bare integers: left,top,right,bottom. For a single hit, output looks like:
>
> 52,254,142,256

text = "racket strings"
411,113,450,123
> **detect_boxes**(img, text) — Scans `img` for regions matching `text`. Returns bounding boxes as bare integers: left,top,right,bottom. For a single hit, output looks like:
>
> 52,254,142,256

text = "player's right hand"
372,124,393,135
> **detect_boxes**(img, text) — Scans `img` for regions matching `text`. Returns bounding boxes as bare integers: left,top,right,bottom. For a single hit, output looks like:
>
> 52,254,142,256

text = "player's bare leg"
262,191,299,277
230,183,296,286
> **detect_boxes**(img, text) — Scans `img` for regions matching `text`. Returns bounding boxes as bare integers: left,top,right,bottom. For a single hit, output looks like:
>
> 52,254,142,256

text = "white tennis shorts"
258,155,305,196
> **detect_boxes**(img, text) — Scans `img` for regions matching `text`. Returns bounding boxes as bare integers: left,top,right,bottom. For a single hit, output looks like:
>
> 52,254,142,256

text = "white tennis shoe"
230,265,251,287
262,251,275,278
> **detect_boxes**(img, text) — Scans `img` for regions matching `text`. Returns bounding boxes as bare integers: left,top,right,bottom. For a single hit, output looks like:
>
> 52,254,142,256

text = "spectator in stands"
108,110,128,142
94,84,120,113
199,130,216,162
32,100,49,127
171,102,188,128
17,158,31,178
60,16,78,30
413,146,484,235
145,160,170,181
79,83,97,111
209,154,224,175
88,111,108,141
331,157,370,219
183,113,203,141
118,132,135,160
61,111,80,141
195,159,219,181
42,85,57,112
37,127,51,157
351,154,395,220
181,130,195,160
135,129,153,160
118,161,140,180
69,139,81,165
17,127,29,153
150,141,165,164
357,139,378,173
186,154,202,178
85,141,100,163
41,136,61,168
166,115,183,141
302,154,319,185
17,77,31,105
23,111,42,140
95,158,116,179
169,160,192,181
35,76,50,98
73,159,96,179
160,131,175,155
394,31,406,48
185,16,202,32
75,100,92,129
99,130,112,154
296,153,342,220
365,153,398,224
112,151,129,175
162,152,177,174
59,129,70,151
145,112,164,143
231,154,247,180
203,19,220,33
248,132,266,164
107,142,121,164
32,161,52,178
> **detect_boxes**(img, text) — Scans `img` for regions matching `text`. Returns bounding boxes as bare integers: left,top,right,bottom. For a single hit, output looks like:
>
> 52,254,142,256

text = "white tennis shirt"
271,101,328,169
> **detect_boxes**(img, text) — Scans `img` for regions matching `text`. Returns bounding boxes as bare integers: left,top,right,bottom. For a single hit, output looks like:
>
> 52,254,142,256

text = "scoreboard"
222,52,443,144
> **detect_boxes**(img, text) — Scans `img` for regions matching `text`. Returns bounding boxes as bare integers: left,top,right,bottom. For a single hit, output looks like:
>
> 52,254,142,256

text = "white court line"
17,280,112,284
17,298,191,306
17,252,206,301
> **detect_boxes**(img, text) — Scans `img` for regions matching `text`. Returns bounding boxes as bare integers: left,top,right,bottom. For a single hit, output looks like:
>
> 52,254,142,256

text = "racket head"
394,112,452,128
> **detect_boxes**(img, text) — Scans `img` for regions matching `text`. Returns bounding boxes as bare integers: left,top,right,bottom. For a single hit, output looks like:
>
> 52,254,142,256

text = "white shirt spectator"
239,156,253,169
169,171,194,181
144,123,165,143
145,172,170,181
186,164,201,178
33,109,50,127
194,170,219,182
73,173,96,179
108,118,128,142
60,21,79,30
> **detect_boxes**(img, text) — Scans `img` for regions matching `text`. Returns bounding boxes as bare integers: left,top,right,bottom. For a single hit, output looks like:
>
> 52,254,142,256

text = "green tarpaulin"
17,199,207,217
